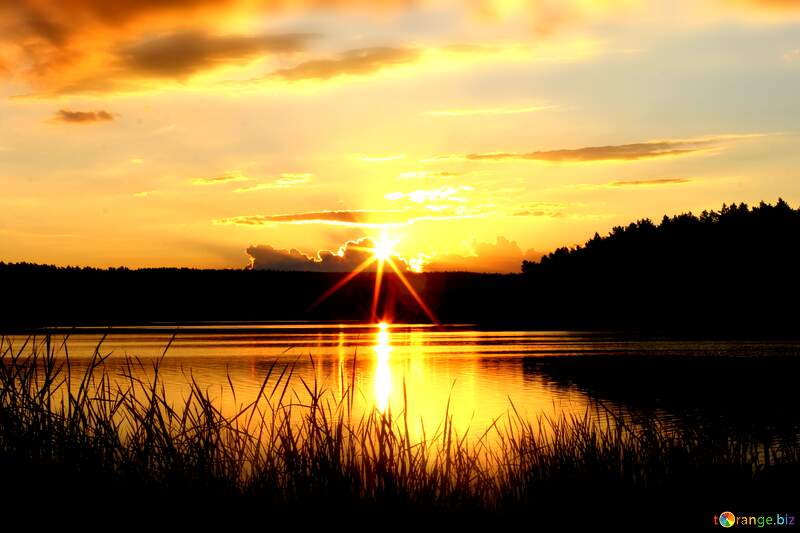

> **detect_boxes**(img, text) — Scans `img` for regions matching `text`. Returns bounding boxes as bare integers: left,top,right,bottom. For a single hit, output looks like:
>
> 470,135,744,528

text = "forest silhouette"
2,199,798,333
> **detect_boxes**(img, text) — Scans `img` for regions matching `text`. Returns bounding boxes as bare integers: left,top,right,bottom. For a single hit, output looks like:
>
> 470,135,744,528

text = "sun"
370,232,399,262
307,230,440,327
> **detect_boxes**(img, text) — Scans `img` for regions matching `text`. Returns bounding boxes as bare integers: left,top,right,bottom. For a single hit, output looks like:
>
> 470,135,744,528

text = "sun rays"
307,232,440,326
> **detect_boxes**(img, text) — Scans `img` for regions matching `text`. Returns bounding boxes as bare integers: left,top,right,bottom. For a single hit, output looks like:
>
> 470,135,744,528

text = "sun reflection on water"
374,322,392,413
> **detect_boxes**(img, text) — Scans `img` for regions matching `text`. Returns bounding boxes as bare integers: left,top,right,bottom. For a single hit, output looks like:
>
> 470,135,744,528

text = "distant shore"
4,200,799,334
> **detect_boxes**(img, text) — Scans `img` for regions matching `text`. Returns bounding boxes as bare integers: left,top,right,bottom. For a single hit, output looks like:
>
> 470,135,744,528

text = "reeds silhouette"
1,334,798,526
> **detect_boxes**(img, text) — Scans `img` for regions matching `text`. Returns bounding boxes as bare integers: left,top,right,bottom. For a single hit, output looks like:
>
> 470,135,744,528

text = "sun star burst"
307,232,439,326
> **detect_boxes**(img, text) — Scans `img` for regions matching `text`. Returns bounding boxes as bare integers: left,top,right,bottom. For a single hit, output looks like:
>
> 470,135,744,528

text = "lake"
5,323,800,443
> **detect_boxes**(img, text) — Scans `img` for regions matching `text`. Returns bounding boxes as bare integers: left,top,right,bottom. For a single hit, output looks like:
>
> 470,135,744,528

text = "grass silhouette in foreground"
1,335,798,527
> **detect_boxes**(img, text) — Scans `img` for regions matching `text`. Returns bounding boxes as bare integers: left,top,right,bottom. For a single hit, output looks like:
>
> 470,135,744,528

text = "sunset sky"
1,0,799,272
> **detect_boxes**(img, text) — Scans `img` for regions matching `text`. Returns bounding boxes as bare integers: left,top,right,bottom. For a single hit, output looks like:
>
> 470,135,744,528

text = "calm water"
6,323,800,440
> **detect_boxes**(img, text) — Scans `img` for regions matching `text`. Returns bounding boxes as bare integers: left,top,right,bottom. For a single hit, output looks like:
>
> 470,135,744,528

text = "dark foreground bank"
1,336,798,529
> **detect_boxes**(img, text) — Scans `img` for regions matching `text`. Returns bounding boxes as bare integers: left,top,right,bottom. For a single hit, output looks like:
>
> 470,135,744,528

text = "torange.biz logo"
714,512,796,528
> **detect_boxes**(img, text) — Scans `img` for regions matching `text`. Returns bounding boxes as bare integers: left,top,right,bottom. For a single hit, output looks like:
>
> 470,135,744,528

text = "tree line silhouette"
518,199,799,332
1,199,798,333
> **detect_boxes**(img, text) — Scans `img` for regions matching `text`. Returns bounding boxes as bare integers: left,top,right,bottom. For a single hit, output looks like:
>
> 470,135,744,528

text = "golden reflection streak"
373,322,392,413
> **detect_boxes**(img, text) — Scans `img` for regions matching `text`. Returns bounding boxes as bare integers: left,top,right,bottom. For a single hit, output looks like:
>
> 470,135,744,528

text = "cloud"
193,172,252,185
258,39,599,87
270,47,420,82
425,236,538,273
247,237,411,272
48,30,312,94
51,109,114,123
384,185,473,203
119,30,312,78
524,248,545,263
5,1,799,95
247,235,540,273
1,0,408,45
563,177,696,190
511,202,569,217
2,0,234,44
397,171,458,179
234,173,313,192
215,209,482,228
467,141,704,162
609,177,693,187
0,0,317,94
460,134,763,163
216,209,405,227
2,0,603,95
424,104,555,117
784,48,800,62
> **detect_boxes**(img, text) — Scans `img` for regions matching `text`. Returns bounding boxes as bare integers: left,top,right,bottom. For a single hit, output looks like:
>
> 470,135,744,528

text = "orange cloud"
216,210,405,226
37,30,313,94
214,209,482,228
0,0,401,93
270,47,420,82
6,1,797,95
51,109,114,123
467,141,709,162
1,1,239,83
425,236,542,273
562,177,697,191
119,30,312,78
1,0,405,48
192,172,251,185
609,177,692,187
462,134,762,163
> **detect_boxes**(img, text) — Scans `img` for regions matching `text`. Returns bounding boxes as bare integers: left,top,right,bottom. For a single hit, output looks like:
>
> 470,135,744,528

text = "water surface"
6,324,800,441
